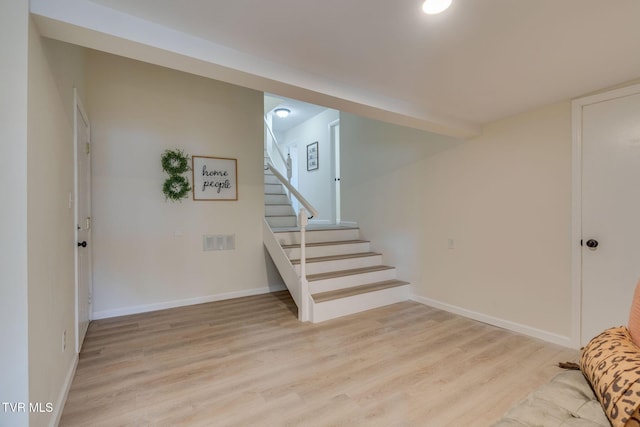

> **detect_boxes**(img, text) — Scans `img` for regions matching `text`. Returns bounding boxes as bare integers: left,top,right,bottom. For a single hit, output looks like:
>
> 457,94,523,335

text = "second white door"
580,88,640,345
75,94,92,352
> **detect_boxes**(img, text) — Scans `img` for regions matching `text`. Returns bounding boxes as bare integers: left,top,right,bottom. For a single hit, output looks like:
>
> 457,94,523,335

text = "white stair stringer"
263,218,302,310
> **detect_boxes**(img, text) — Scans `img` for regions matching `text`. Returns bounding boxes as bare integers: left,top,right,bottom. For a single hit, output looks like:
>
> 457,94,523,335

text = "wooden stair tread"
312,280,409,303
281,239,369,249
290,252,381,265
306,265,395,282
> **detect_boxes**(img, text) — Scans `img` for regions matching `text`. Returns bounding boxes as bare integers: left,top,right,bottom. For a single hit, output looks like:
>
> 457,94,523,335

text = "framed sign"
192,156,238,201
307,141,318,171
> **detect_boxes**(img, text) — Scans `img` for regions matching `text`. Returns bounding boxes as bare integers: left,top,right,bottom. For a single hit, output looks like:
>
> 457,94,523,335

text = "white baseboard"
50,353,78,427
92,285,287,320
411,294,574,349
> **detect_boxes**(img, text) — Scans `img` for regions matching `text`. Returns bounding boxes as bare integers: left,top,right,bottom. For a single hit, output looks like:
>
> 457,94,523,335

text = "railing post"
286,154,293,202
298,207,310,322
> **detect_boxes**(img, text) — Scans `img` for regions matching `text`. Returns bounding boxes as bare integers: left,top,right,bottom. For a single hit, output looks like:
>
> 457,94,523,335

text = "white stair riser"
275,228,360,245
308,268,397,294
265,194,290,204
264,174,281,185
265,184,285,194
284,242,371,260
294,254,383,275
310,284,410,323
266,216,298,227
265,205,295,216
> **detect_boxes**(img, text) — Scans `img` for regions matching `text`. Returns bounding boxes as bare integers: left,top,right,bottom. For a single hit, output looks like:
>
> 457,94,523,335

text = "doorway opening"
264,94,341,225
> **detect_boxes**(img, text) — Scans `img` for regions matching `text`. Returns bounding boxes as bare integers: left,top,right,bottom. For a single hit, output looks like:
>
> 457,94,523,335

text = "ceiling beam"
30,0,481,138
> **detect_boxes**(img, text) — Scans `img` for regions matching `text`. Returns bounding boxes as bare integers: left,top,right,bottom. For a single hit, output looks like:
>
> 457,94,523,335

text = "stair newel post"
286,153,293,203
298,207,310,322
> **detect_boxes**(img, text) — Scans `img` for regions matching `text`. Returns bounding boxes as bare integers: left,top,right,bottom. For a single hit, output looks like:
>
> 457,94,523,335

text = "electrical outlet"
62,330,66,352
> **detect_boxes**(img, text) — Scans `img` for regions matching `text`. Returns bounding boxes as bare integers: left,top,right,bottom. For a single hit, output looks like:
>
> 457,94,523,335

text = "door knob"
585,239,598,249
78,241,87,248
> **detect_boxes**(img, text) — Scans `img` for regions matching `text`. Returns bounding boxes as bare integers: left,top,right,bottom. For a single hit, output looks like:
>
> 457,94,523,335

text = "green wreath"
161,149,190,175
162,175,191,201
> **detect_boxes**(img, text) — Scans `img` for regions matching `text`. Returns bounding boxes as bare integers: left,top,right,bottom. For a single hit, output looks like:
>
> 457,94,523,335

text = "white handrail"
266,163,318,219
264,116,289,170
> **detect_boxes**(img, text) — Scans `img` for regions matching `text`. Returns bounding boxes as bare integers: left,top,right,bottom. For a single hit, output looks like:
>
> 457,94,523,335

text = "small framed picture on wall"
192,155,238,201
307,141,318,171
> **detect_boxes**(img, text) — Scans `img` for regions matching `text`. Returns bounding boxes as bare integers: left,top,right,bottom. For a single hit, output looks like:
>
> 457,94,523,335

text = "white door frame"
329,119,340,224
571,82,640,348
74,88,92,353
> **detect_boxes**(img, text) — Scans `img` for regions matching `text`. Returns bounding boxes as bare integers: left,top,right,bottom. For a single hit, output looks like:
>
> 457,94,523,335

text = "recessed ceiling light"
422,0,452,15
274,108,291,118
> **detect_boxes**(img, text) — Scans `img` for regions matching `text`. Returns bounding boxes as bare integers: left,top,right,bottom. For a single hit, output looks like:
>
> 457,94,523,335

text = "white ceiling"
31,0,640,138
265,95,330,138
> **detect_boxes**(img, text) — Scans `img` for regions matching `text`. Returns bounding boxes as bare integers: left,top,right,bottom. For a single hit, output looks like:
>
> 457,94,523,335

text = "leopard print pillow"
580,326,640,427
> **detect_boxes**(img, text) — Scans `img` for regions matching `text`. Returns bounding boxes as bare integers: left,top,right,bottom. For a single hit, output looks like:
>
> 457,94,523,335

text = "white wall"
283,109,339,223
86,51,272,318
0,1,30,426
27,28,85,427
341,102,573,344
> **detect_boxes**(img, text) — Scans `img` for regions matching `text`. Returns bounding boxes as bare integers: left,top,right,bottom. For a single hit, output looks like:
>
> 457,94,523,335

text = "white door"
329,120,341,224
75,92,92,352
580,88,640,345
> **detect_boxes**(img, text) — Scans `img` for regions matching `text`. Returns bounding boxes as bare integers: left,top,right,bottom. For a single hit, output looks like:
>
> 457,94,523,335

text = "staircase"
263,167,410,323
264,168,297,228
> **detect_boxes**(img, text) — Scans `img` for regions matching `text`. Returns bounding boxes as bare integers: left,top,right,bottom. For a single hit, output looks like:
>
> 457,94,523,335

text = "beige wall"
341,102,573,342
86,51,271,317
0,1,30,425
27,28,85,427
341,113,460,287
41,37,87,122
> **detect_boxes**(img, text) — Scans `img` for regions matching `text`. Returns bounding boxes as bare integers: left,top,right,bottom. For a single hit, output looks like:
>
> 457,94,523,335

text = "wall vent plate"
203,234,235,251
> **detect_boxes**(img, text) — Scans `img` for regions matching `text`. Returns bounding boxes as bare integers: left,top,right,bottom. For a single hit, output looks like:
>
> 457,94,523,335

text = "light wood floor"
60,291,578,427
